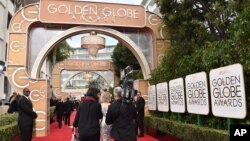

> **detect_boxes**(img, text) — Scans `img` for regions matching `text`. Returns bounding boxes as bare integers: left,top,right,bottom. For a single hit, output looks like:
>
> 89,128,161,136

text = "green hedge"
0,107,56,141
0,114,18,141
0,113,18,127
145,116,229,141
0,122,18,141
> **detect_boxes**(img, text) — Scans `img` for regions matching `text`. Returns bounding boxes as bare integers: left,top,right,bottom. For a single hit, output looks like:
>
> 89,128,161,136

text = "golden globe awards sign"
148,85,157,111
185,72,209,115
169,78,185,113
209,64,246,119
40,0,146,27
156,82,169,112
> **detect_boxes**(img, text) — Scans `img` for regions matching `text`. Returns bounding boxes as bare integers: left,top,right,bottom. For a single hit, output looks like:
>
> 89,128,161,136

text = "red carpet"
33,111,76,141
12,110,183,141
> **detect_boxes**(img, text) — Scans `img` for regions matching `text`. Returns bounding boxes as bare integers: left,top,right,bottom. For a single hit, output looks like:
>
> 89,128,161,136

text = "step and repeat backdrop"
148,63,247,119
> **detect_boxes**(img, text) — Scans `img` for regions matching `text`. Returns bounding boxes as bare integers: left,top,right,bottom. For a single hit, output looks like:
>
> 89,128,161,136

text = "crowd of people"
7,86,145,141
53,97,76,128
72,87,145,141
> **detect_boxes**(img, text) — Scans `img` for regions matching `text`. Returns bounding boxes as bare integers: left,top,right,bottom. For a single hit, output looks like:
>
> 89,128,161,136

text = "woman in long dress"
100,92,112,141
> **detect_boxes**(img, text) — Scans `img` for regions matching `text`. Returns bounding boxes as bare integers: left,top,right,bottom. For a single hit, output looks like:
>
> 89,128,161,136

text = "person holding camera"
106,86,137,141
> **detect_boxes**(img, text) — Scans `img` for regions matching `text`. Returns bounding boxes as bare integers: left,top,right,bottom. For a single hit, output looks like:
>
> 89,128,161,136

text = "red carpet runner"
30,110,182,141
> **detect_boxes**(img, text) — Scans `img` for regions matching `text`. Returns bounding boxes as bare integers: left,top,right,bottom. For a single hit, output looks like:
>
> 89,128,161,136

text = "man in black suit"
18,87,38,141
135,91,145,137
54,98,64,128
64,97,73,126
106,87,137,141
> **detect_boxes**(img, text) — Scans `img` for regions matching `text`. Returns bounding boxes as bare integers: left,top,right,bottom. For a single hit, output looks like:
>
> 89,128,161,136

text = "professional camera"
121,78,136,103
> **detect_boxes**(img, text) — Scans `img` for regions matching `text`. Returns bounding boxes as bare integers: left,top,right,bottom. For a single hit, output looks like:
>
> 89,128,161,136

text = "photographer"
105,86,137,141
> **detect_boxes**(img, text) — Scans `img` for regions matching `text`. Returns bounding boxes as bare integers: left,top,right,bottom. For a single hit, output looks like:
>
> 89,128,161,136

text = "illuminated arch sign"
40,0,146,27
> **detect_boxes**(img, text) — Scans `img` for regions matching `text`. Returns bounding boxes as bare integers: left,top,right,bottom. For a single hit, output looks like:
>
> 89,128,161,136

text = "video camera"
120,78,136,103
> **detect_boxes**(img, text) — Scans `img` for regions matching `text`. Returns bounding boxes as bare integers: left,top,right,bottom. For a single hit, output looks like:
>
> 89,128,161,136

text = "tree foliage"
111,43,140,77
87,80,99,89
48,41,71,62
151,0,250,127
152,0,250,83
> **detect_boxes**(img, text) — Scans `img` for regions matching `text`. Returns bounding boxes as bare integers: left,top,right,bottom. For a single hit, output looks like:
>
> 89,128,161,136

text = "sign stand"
227,118,234,131
197,115,203,126
178,113,182,121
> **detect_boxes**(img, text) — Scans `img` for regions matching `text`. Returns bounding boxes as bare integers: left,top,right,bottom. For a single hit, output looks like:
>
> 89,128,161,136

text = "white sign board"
169,78,185,113
209,63,246,119
185,72,209,115
156,82,169,112
148,85,157,111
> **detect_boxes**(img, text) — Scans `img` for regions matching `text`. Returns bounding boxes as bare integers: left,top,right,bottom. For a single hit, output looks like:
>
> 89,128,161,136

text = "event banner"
169,78,185,113
209,63,246,119
185,72,209,115
148,85,157,111
156,82,169,112
40,0,145,27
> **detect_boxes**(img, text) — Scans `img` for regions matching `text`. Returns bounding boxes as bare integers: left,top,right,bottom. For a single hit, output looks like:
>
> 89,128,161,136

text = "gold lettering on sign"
10,41,25,52
21,5,39,22
11,20,26,33
65,60,111,70
148,14,160,26
40,0,145,27
12,67,29,88
35,111,46,131
30,89,46,102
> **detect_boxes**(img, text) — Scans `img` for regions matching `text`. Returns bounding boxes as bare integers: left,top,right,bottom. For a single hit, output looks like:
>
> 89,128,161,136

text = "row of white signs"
148,63,247,119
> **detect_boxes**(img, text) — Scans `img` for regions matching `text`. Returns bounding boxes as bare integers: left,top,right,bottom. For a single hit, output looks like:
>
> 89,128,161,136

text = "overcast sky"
67,34,118,48
78,0,143,5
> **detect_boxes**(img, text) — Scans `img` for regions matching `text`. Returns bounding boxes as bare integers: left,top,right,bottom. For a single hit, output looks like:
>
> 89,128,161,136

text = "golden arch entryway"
51,59,114,98
7,0,170,137
30,26,151,79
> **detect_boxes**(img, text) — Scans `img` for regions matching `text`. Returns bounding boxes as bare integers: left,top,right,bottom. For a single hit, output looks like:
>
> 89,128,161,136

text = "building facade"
0,0,17,102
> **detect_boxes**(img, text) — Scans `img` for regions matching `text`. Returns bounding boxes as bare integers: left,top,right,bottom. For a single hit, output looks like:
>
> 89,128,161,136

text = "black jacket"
135,97,145,118
18,96,37,126
8,99,18,113
106,99,137,141
54,101,64,116
73,97,103,136
64,100,73,114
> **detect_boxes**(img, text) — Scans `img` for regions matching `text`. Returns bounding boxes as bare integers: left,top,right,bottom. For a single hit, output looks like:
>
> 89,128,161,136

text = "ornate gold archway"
61,71,110,92
7,1,169,137
51,59,113,98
